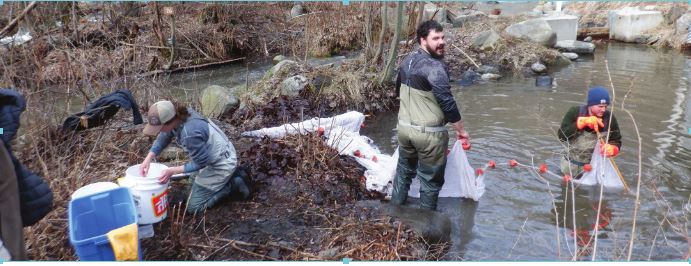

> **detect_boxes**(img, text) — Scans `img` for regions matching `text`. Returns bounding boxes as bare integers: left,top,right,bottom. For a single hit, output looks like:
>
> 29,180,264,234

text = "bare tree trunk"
152,3,166,48
372,2,387,64
406,2,423,50
379,2,403,86
71,1,79,43
363,2,373,61
166,9,177,70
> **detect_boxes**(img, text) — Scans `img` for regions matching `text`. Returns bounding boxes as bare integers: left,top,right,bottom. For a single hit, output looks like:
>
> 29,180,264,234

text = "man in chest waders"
558,86,622,178
390,21,471,211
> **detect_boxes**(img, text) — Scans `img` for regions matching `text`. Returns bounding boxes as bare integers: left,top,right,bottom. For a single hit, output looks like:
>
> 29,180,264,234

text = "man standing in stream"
391,21,471,211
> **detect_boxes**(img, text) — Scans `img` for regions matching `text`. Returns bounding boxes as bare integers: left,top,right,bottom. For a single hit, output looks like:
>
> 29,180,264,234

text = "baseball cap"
143,100,175,136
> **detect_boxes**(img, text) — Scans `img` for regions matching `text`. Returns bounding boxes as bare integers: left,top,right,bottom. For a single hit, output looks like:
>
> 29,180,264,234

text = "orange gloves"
576,116,604,132
600,143,619,157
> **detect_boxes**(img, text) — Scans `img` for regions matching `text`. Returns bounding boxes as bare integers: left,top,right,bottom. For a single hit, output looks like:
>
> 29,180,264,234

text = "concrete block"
541,14,578,41
608,8,664,43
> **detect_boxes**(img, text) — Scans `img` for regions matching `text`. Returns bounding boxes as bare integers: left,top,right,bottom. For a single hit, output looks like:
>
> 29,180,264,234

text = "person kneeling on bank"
140,100,251,214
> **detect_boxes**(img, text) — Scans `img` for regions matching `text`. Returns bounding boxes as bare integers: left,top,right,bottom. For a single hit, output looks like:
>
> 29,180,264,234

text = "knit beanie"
587,86,610,106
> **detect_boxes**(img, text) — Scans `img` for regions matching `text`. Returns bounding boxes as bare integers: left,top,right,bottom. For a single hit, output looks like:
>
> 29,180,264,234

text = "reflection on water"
362,43,691,260
553,186,615,259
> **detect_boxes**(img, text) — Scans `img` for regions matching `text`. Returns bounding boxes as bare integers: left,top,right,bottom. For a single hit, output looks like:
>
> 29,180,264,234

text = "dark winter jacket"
395,48,462,123
62,89,143,131
0,89,54,227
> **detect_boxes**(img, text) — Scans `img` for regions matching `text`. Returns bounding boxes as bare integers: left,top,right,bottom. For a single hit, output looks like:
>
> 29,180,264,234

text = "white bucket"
119,163,170,224
71,182,119,200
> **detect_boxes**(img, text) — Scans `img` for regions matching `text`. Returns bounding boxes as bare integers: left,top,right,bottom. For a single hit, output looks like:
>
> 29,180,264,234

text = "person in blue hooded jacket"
140,100,250,214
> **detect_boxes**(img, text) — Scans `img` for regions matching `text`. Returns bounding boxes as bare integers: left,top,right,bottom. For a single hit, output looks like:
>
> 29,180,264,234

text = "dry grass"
444,15,565,75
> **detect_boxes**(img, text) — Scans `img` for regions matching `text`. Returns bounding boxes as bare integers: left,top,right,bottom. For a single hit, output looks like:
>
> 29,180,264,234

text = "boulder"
481,73,501,80
280,75,309,96
263,60,300,80
551,53,573,66
458,69,481,86
535,75,554,88
531,62,547,73
470,30,501,51
504,18,557,47
664,6,686,25
272,55,287,64
476,65,499,74
562,52,579,60
423,3,449,24
449,10,487,27
201,85,240,118
290,5,304,18
554,40,595,54
676,13,691,35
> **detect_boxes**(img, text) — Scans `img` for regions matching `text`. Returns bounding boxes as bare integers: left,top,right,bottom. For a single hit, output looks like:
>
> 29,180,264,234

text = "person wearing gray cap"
140,100,251,214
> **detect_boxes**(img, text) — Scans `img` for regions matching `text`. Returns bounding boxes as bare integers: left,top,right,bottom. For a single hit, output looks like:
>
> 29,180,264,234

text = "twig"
451,44,480,69
118,41,192,50
508,214,530,258
179,31,212,59
0,2,38,38
600,60,643,261
230,242,277,261
138,57,245,77
203,241,232,261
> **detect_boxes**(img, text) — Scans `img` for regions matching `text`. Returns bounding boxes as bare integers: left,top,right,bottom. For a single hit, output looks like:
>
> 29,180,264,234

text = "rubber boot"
417,162,445,211
390,156,417,206
231,166,252,200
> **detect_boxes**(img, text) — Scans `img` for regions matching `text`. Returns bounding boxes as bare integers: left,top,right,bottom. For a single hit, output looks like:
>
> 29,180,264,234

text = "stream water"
361,42,690,260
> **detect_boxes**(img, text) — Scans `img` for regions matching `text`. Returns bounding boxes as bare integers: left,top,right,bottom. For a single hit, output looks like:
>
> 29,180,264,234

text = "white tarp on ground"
324,128,398,193
242,112,484,200
241,111,365,138
408,140,485,201
572,142,625,189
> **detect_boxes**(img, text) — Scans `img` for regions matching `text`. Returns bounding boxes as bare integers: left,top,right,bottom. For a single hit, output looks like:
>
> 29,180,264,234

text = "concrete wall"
541,15,578,41
608,8,664,43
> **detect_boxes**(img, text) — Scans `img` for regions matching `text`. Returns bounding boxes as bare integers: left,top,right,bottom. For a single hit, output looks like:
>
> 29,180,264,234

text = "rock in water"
531,63,547,73
201,85,239,118
535,75,553,87
504,18,557,47
562,52,579,60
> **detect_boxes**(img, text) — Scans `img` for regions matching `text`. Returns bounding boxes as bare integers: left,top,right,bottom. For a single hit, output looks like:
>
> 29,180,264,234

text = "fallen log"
578,27,609,39
138,57,245,77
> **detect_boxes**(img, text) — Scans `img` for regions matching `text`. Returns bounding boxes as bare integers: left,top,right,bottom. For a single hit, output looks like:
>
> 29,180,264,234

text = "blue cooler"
68,187,140,261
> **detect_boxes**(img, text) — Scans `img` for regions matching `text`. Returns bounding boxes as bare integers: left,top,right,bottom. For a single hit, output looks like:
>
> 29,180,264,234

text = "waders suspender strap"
401,52,446,133
406,57,414,126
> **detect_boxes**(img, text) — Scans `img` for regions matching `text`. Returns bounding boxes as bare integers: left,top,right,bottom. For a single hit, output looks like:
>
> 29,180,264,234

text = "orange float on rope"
563,174,571,183
509,160,518,167
488,160,496,168
353,150,361,158
317,127,325,136
584,164,592,172
476,168,484,176
371,155,378,163
539,163,547,174
462,142,471,150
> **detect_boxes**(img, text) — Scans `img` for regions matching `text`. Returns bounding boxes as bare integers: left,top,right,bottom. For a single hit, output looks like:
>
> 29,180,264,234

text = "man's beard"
426,43,444,59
